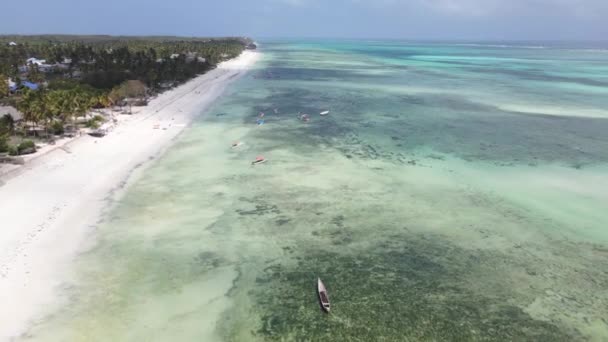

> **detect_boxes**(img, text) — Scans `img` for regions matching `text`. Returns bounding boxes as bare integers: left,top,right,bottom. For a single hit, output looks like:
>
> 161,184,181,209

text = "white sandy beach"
0,50,260,341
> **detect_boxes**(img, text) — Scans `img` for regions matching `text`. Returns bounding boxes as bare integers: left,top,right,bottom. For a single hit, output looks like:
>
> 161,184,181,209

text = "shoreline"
0,50,260,341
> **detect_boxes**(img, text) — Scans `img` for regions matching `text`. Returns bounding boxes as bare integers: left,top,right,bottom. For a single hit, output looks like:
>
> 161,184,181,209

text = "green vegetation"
0,137,7,153
8,139,36,156
0,35,249,89
0,74,8,98
247,237,574,341
85,114,105,129
0,114,13,152
0,35,251,155
51,120,64,135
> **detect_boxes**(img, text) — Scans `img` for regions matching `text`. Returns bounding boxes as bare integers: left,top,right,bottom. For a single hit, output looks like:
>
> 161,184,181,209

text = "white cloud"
351,0,608,17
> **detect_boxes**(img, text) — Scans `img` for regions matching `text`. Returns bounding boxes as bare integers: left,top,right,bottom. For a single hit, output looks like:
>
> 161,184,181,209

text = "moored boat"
317,278,330,313
251,155,267,165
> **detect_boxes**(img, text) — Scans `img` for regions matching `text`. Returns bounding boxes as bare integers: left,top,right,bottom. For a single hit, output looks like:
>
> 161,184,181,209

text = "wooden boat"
88,129,106,137
251,155,267,165
317,278,330,313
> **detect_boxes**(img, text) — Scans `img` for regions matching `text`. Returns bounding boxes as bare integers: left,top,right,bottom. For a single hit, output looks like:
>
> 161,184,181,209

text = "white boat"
320,110,330,116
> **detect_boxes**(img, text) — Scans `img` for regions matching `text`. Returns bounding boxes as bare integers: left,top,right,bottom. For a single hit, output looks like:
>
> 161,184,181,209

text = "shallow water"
27,41,608,341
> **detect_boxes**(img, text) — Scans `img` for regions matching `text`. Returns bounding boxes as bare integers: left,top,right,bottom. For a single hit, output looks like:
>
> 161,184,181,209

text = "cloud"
351,0,608,18
420,0,503,16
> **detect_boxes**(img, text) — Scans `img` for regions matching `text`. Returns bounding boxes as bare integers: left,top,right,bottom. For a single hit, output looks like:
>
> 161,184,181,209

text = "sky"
0,0,607,40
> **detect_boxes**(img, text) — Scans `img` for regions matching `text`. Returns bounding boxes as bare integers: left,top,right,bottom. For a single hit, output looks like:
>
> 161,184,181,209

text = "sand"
0,50,260,341
16,40,608,341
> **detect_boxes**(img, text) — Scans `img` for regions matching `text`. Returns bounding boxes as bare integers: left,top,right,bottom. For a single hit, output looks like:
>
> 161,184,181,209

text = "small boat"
299,113,310,122
257,119,265,126
317,278,330,313
231,141,243,148
320,110,330,116
88,129,106,137
251,155,267,165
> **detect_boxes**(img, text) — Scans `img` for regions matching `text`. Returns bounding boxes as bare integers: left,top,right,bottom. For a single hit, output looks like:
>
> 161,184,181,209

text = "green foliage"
85,115,104,129
8,140,36,156
51,121,64,135
85,120,100,129
0,114,11,151
0,114,14,134
7,144,18,156
0,35,248,139
6,139,36,155
47,79,82,90
0,73,8,98
27,64,45,83
18,139,35,150
18,86,102,129
0,35,246,90
0,134,8,152
112,80,146,102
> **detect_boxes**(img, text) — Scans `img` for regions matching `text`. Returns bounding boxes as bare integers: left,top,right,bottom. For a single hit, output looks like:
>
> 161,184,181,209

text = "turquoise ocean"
27,40,608,341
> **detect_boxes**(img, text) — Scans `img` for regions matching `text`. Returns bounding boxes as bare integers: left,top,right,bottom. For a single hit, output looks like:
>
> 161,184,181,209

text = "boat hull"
317,278,331,313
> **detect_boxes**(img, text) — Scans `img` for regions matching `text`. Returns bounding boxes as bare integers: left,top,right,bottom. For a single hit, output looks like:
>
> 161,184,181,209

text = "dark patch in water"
330,215,345,228
236,203,281,216
276,217,292,226
191,252,227,273
250,236,576,341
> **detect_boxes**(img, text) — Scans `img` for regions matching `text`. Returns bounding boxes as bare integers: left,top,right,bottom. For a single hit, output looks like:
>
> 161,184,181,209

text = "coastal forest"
0,35,253,155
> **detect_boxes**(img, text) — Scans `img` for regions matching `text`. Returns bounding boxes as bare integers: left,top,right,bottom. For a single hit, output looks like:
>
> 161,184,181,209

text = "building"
25,58,53,72
8,41,17,46
26,58,47,66
7,78,16,92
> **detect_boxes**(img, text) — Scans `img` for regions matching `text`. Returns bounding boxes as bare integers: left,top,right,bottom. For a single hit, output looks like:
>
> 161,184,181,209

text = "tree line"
0,35,251,155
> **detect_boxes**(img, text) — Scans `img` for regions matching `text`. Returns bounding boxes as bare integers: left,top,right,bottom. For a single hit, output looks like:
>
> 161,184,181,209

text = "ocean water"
26,41,608,341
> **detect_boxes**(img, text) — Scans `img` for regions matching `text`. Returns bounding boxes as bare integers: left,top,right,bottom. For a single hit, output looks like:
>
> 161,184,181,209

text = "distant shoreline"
0,50,260,340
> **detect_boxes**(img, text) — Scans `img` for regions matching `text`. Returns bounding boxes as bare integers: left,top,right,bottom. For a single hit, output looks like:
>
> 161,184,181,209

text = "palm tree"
0,114,15,135
0,74,9,98
17,89,44,137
